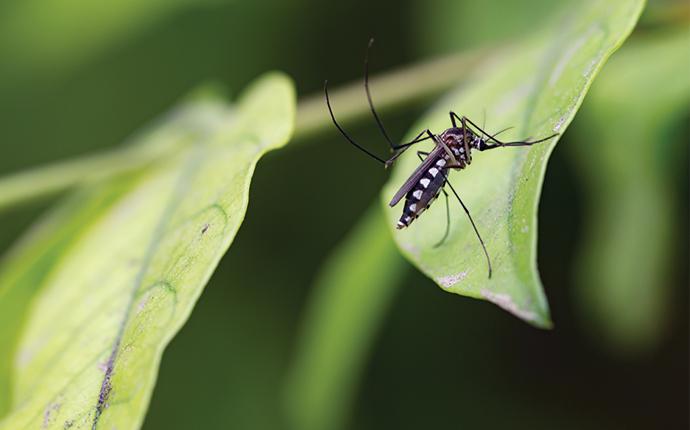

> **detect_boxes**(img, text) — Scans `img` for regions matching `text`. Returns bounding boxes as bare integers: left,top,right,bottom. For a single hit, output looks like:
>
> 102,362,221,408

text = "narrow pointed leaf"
383,0,645,327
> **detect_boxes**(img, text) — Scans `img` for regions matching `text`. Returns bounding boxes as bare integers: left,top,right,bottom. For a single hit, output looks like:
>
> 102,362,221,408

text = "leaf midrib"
90,148,203,429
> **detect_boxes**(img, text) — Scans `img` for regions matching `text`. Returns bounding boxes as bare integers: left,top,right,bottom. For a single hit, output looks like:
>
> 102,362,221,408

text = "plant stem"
0,144,168,212
0,49,485,212
293,48,484,141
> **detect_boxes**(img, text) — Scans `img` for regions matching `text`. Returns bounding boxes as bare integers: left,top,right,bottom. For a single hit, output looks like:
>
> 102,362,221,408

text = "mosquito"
325,40,558,278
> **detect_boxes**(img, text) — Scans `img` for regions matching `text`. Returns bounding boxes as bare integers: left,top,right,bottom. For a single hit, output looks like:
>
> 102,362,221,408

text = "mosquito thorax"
438,127,483,165
441,127,483,150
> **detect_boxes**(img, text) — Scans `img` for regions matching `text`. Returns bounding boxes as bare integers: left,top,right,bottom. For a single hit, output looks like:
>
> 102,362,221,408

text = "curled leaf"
0,73,295,429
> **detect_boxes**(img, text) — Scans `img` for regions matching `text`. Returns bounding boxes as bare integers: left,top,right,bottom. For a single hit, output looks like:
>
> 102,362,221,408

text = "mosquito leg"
385,129,434,167
433,188,451,248
427,130,461,165
458,114,505,145
451,112,496,142
460,116,472,154
365,39,434,156
442,173,493,278
450,111,464,129
392,129,432,151
477,132,559,150
416,151,430,161
347,39,434,166
325,80,386,165
460,115,559,149
460,115,492,141
386,136,426,167
450,111,458,127
364,38,397,150
387,130,445,167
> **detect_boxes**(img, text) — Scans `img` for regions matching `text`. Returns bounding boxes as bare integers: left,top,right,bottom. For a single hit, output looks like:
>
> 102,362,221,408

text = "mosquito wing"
388,151,441,207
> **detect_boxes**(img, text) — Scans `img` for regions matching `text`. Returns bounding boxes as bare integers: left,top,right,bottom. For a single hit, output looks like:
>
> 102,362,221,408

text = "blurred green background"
0,0,687,429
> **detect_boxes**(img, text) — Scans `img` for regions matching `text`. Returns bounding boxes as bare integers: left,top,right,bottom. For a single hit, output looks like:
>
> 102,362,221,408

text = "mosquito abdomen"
396,157,448,229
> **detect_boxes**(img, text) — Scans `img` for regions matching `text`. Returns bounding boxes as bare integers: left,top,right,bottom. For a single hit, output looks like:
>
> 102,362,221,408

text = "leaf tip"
480,288,553,329
235,70,297,151
244,71,296,106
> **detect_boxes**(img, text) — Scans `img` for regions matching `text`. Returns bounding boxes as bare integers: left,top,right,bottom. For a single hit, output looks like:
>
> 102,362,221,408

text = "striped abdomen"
396,156,449,229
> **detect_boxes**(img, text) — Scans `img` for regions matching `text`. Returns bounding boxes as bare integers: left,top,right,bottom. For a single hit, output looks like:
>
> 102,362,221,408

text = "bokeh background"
0,0,687,429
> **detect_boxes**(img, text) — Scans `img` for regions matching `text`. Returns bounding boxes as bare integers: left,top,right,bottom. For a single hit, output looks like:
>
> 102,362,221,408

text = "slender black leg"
453,112,492,146
385,131,433,167
461,115,497,142
325,80,386,165
427,130,461,165
366,38,434,156
327,39,436,167
461,115,559,149
450,111,463,129
433,189,451,248
461,116,470,150
364,38,396,150
450,111,458,127
453,112,512,144
396,128,448,165
442,173,493,278
392,129,432,150
367,39,433,156
415,151,430,161
478,133,559,150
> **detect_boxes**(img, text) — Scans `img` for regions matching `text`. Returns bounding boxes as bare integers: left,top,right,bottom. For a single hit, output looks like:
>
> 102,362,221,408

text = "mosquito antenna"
364,38,396,150
324,80,386,165
465,115,509,142
443,175,493,278
462,115,500,142
487,126,514,140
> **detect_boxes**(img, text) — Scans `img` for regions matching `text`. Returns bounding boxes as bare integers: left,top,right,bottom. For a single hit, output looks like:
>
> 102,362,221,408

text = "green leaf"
571,27,690,352
284,205,406,430
382,0,645,327
0,72,295,428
